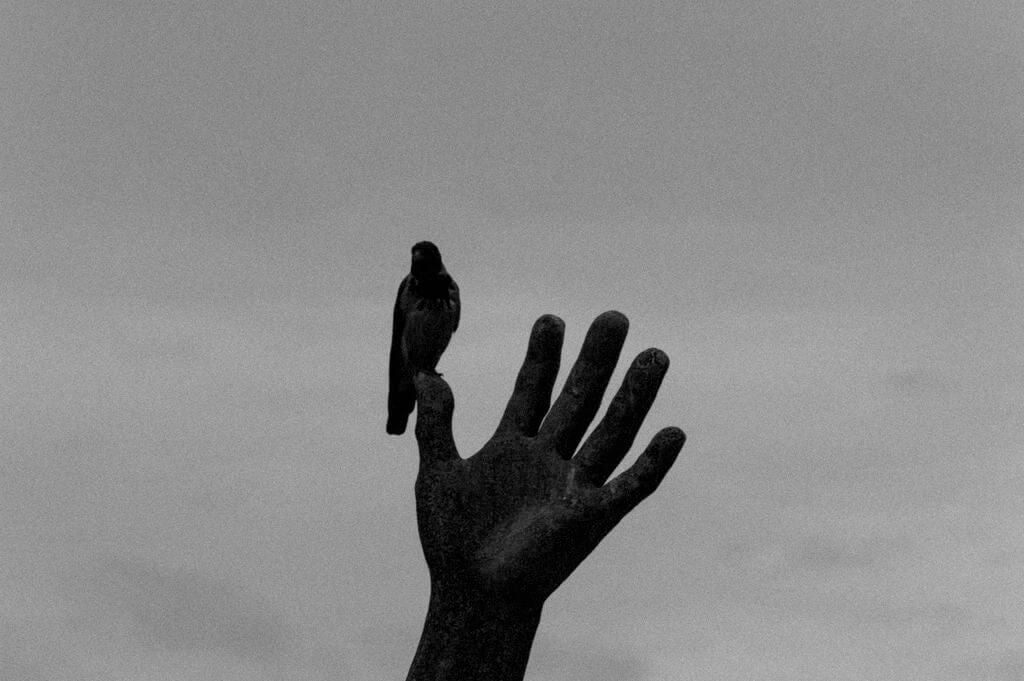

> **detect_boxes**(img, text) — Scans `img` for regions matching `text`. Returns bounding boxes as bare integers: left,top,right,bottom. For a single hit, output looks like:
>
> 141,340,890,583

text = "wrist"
406,583,543,681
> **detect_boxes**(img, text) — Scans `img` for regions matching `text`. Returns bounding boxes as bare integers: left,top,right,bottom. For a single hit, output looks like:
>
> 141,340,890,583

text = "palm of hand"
412,312,685,607
417,439,602,603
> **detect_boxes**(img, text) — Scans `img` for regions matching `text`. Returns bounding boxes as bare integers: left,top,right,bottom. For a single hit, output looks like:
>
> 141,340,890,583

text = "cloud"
951,651,1024,681
788,535,888,573
0,660,53,681
871,600,969,636
0,554,374,681
527,634,650,681
83,558,292,662
718,529,903,587
887,368,955,401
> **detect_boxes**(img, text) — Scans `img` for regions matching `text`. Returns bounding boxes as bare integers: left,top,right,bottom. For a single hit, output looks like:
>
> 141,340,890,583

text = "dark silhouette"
406,311,685,680
388,242,460,435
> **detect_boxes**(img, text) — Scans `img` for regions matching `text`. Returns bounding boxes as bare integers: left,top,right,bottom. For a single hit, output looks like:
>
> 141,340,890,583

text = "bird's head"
411,241,444,277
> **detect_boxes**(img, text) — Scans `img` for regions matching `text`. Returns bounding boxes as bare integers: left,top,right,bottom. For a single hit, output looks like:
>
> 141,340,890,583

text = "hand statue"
406,311,686,681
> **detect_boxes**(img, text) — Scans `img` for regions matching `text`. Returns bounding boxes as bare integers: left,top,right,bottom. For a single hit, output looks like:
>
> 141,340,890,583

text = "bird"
387,241,460,435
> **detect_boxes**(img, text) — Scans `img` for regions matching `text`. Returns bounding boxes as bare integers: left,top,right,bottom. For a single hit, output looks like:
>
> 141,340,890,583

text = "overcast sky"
2,2,1023,680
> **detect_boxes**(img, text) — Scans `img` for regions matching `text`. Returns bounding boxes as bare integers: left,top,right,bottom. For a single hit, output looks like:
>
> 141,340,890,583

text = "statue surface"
405,311,685,680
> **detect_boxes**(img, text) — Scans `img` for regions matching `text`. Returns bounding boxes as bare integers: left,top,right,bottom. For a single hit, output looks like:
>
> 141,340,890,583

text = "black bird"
387,241,460,435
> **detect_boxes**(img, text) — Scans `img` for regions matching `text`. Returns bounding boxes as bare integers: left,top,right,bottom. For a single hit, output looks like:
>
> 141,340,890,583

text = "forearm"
406,585,543,681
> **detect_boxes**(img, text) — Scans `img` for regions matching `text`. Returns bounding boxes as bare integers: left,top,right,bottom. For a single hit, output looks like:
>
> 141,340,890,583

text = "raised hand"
406,311,685,681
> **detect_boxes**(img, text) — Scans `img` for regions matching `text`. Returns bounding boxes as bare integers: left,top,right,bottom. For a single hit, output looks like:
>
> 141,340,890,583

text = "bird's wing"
389,276,410,379
386,275,417,435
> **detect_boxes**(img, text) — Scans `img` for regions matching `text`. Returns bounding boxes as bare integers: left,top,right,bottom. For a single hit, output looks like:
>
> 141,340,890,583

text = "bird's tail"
386,371,416,435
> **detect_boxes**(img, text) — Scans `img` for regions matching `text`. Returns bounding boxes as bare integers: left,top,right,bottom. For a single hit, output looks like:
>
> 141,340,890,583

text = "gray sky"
2,2,1022,679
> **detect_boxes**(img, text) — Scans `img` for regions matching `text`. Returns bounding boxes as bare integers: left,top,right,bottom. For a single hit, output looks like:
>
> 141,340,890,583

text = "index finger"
493,314,565,438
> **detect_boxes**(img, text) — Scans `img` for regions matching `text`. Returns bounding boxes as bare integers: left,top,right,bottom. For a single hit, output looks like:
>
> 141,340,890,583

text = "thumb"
414,372,459,466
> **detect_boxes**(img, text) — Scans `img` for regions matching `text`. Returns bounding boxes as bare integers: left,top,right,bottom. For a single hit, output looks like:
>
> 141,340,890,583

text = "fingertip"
634,427,685,485
535,313,565,333
625,348,671,395
652,426,686,461
597,310,628,325
528,314,565,357
412,369,439,391
594,310,629,336
658,425,686,446
414,372,453,415
584,311,629,358
636,347,670,371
